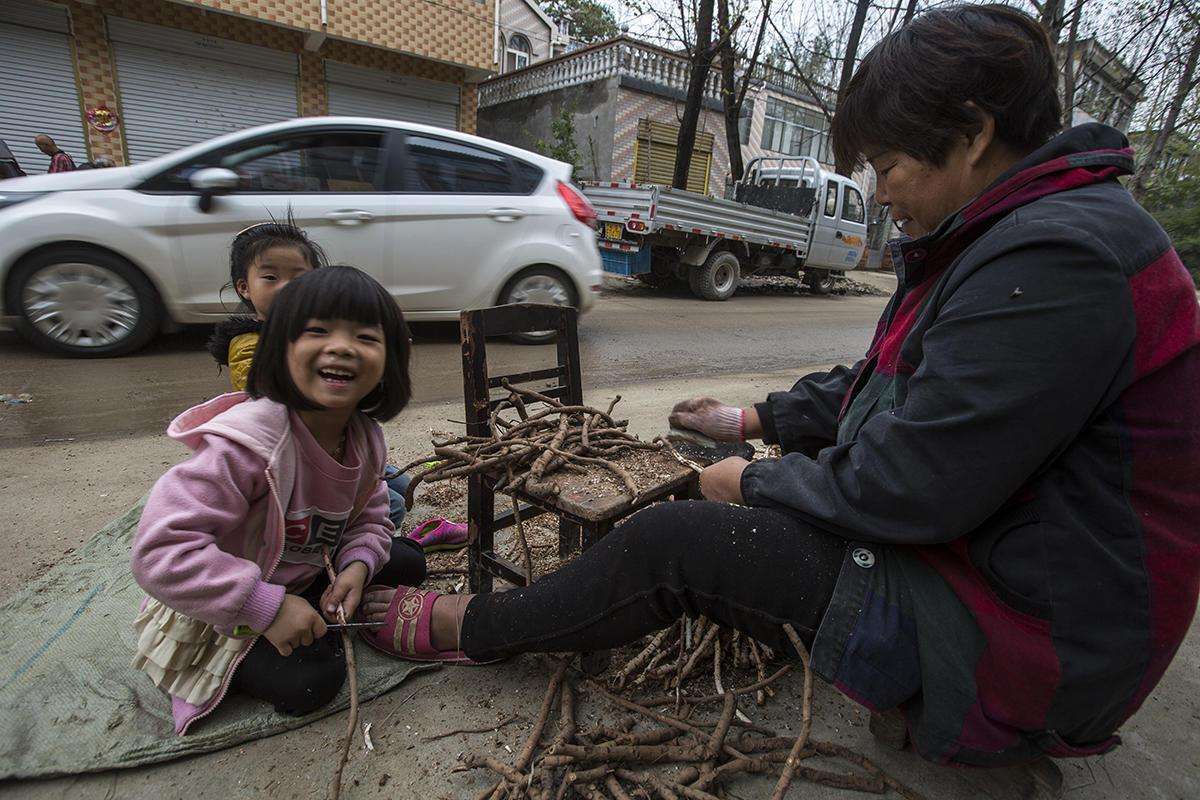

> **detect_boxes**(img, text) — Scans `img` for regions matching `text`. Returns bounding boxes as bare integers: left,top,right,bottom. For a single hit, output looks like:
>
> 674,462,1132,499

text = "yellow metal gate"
633,118,713,194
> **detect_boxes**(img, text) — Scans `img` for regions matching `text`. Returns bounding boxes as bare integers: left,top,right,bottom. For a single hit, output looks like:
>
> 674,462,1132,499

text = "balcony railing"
479,37,722,108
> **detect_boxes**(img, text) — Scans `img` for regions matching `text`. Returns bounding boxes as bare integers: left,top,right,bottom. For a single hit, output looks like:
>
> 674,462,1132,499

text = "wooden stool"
460,303,699,593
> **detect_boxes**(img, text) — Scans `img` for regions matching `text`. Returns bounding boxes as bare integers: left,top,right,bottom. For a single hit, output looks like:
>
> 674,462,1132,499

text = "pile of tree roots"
398,380,690,509
458,620,925,800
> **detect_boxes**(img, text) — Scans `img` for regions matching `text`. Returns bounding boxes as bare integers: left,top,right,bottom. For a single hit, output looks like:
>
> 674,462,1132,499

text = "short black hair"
246,266,412,422
228,211,327,313
831,4,1062,172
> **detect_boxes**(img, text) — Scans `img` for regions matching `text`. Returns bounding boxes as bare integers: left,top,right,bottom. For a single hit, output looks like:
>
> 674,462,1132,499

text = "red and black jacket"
742,123,1200,765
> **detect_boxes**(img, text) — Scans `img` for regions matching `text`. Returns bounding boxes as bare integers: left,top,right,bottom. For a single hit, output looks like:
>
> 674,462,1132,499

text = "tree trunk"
1132,28,1200,200
1040,0,1066,41
673,0,715,190
716,0,744,183
903,0,919,25
1061,0,1085,128
833,0,871,176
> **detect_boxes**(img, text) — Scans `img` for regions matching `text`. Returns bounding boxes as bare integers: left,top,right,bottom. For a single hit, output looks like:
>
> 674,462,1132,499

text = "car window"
143,131,387,192
512,159,544,193
823,183,838,217
842,186,865,224
403,135,515,194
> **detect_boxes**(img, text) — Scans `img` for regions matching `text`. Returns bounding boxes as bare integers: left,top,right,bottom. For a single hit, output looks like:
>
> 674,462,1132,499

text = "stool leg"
581,520,612,550
468,474,494,594
558,518,581,557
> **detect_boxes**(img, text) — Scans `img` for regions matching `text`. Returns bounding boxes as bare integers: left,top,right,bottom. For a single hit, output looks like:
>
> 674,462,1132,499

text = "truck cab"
746,162,868,273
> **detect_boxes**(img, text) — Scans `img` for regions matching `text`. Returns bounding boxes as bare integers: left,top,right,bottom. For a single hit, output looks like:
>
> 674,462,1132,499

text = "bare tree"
717,0,773,181
903,0,919,25
1133,25,1200,199
833,0,871,175
1061,0,1086,127
672,0,741,188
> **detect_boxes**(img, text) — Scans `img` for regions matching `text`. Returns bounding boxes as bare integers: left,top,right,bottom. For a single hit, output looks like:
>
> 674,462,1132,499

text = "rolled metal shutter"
0,1,88,174
326,61,460,130
107,18,298,163
633,119,712,194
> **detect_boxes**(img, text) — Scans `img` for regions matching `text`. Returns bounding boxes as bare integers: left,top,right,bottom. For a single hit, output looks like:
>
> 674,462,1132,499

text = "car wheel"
499,266,579,345
10,247,163,357
803,268,835,295
691,251,740,301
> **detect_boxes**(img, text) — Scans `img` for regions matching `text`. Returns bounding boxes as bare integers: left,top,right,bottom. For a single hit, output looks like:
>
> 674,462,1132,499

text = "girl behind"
206,219,327,391
132,267,420,734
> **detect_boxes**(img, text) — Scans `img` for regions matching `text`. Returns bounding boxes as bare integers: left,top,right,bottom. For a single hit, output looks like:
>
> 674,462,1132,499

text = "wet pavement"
0,278,892,447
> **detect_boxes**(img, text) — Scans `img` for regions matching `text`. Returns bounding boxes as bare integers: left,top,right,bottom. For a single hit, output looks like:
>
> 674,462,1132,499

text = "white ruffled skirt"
130,599,247,706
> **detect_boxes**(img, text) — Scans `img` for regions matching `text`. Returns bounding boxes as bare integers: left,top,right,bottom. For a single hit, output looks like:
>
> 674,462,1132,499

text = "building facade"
0,0,495,173
1062,37,1144,133
476,36,842,196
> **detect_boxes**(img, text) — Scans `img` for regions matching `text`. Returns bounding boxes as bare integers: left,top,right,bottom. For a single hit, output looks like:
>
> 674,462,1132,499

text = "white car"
0,117,602,356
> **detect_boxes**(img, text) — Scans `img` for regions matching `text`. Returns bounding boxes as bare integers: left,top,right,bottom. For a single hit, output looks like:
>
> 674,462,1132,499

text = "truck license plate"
604,222,624,240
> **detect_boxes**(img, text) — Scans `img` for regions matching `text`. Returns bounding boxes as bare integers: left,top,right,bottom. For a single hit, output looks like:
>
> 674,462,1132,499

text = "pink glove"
668,397,745,442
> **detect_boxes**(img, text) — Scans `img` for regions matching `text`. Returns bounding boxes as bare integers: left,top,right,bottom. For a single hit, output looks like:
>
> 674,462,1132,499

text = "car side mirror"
190,167,239,212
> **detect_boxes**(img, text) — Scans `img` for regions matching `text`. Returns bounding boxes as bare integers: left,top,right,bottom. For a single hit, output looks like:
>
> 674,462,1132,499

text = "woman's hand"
699,457,750,504
669,397,743,441
263,595,327,657
321,561,369,622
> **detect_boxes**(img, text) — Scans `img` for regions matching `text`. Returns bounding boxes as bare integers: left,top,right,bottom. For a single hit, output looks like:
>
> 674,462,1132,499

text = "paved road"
0,277,893,447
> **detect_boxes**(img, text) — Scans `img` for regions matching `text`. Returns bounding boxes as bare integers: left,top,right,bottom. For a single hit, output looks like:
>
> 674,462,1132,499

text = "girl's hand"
321,561,370,622
263,595,327,657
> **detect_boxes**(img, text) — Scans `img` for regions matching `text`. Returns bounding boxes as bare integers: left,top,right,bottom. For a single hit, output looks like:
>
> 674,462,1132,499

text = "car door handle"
327,209,374,225
488,208,526,222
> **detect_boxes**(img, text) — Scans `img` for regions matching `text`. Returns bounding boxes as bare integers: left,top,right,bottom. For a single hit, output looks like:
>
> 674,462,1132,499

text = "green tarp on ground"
0,498,432,781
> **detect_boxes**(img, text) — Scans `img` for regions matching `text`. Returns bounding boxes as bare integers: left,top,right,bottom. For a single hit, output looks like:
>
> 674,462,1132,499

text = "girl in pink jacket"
131,266,417,734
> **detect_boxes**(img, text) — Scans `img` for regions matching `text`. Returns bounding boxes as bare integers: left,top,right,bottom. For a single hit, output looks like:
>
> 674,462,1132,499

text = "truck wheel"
803,268,835,295
690,251,740,301
10,246,163,357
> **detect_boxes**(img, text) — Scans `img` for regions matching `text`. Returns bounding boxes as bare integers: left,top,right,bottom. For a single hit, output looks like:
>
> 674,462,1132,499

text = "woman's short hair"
246,266,412,422
831,4,1062,171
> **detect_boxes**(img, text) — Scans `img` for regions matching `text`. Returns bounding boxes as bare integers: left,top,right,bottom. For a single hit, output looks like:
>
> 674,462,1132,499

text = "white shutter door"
0,1,87,174
326,61,459,130
107,18,298,163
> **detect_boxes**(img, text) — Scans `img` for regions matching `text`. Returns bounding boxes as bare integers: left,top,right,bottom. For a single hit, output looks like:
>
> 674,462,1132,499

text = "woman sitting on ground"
362,3,1200,784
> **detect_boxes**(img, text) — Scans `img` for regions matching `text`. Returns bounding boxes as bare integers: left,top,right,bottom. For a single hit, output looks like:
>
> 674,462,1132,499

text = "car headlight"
0,192,48,211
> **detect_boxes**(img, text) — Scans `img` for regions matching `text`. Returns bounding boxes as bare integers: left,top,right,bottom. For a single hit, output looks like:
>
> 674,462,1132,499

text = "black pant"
460,501,846,662
232,536,426,716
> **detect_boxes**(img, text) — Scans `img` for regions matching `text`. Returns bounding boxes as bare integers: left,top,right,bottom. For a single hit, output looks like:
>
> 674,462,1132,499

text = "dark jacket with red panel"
741,124,1200,766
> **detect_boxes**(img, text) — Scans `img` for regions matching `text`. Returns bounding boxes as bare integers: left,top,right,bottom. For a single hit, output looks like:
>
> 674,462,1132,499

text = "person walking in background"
34,134,75,173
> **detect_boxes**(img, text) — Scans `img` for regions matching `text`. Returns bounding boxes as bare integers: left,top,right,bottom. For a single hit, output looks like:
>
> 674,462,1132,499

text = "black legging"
460,501,847,662
232,535,426,716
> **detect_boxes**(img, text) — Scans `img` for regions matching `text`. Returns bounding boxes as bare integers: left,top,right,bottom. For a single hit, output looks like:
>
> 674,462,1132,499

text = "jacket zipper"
180,469,288,734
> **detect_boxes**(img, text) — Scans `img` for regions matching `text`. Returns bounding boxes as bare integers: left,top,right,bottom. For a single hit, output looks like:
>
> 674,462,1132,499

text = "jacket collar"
891,123,1134,288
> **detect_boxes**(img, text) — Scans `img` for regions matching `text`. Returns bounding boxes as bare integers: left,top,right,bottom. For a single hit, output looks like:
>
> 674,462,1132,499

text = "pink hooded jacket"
131,392,393,733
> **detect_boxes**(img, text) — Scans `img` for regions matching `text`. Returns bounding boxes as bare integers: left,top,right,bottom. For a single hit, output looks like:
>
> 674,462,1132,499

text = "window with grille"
633,118,713,194
760,97,833,165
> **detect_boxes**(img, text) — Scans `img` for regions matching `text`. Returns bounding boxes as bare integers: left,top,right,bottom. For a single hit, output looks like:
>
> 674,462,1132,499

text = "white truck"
581,156,868,300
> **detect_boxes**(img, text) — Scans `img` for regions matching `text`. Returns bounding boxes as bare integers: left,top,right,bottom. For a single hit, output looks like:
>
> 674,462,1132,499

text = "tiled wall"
612,88,730,192
60,0,478,164
168,0,495,71
66,3,124,163
499,0,553,65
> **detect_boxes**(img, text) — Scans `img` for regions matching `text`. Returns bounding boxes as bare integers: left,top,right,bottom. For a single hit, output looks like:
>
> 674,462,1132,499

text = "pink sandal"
407,518,469,553
359,585,493,665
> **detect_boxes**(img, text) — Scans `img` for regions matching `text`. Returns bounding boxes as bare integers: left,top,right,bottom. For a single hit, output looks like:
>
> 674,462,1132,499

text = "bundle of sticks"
458,622,925,800
396,381,690,509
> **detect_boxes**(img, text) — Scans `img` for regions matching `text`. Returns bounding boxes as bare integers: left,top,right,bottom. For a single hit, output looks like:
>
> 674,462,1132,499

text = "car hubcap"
22,263,140,348
507,274,571,307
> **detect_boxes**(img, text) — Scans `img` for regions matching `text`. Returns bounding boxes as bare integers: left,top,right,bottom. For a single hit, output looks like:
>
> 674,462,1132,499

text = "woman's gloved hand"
669,396,745,441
